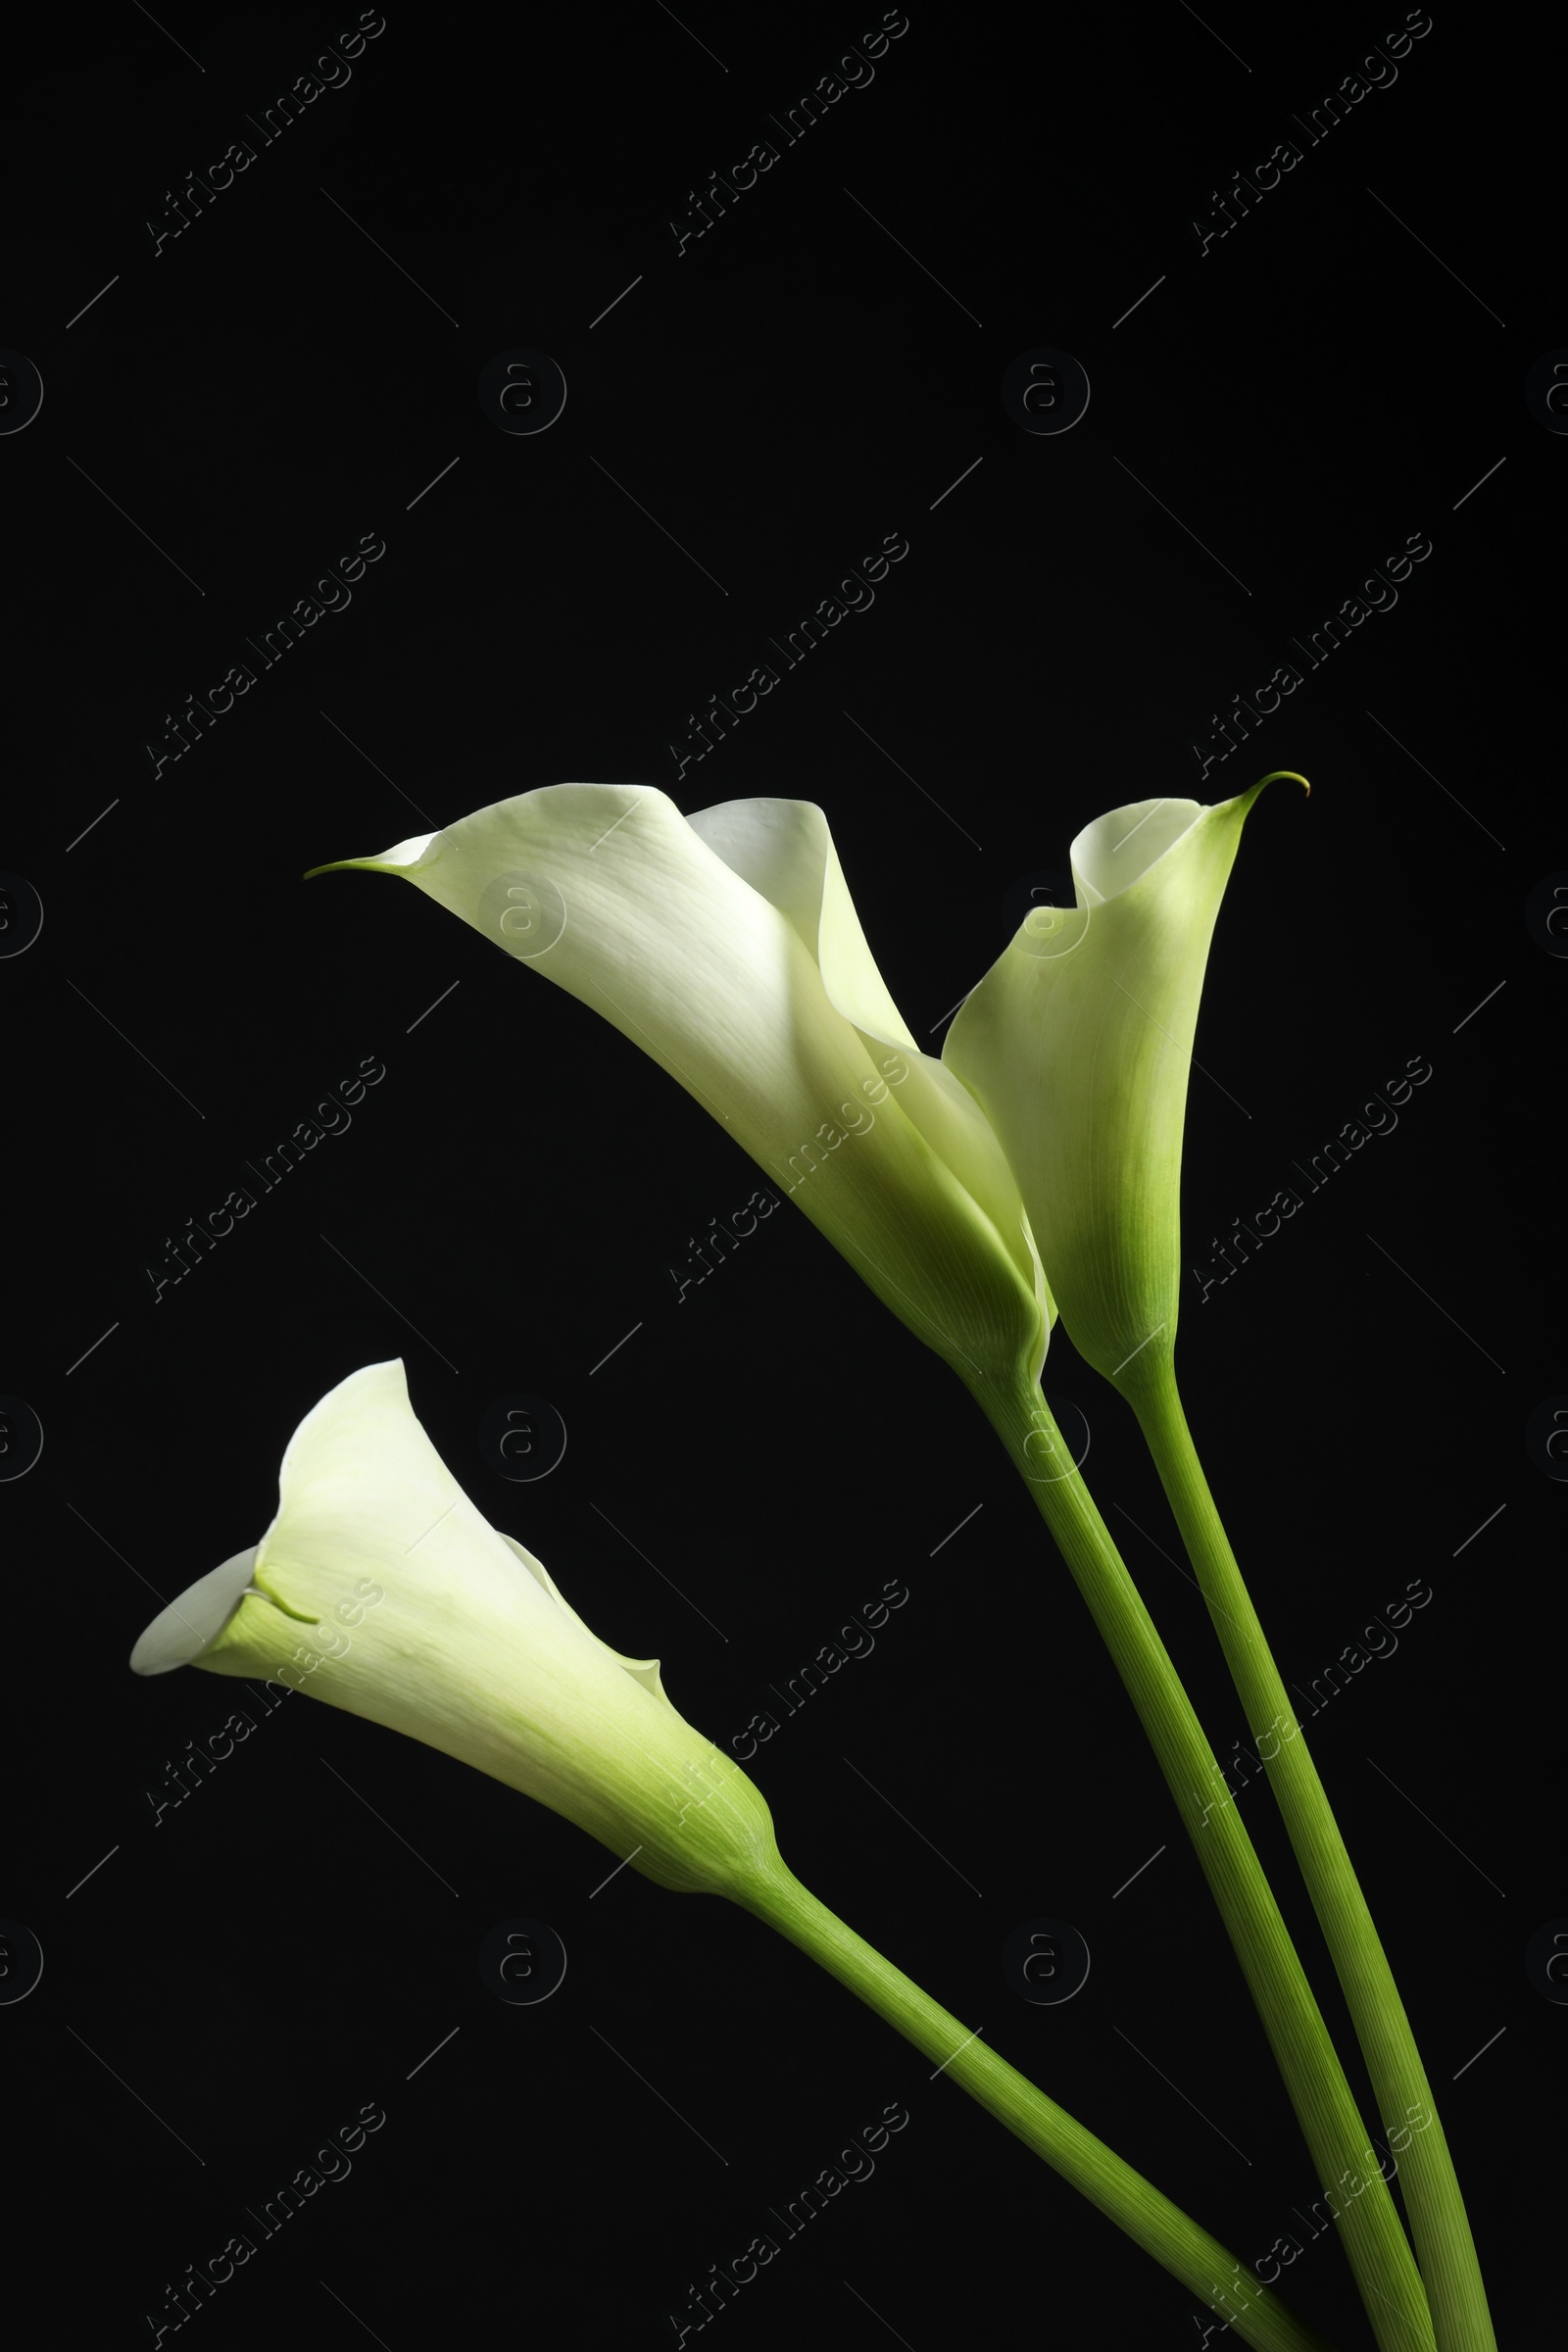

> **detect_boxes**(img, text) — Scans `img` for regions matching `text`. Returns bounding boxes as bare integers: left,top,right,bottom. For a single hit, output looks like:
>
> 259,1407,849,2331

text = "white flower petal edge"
129,1361,774,1896
945,775,1306,1390
311,787,1049,1390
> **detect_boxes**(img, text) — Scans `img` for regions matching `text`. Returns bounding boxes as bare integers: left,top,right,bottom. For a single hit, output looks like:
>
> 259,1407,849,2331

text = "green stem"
1119,1352,1495,2352
962,1373,1435,2352
737,1853,1338,2352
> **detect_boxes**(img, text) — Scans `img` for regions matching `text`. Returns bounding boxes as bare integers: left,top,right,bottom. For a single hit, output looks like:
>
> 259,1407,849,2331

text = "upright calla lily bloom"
944,776,1306,1392
129,1360,778,1896
309,790,1049,1391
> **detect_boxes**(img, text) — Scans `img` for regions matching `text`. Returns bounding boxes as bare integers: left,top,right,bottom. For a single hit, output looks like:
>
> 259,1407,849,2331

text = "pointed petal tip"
303,834,440,883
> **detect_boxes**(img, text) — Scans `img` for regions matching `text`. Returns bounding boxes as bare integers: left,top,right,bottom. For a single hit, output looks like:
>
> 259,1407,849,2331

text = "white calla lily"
129,1360,776,1896
308,789,1049,1390
945,775,1306,1393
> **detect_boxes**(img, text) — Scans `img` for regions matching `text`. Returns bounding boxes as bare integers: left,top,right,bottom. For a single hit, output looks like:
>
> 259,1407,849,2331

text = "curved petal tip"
304,833,440,882
129,1546,260,1675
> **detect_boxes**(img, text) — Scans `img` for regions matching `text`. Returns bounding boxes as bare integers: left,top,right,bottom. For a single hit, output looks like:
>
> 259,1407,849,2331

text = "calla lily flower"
308,791,1050,1392
129,1359,778,1897
944,776,1307,1392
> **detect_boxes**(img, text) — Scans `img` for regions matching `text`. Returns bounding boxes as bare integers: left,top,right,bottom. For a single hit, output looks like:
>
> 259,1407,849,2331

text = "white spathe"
130,1360,777,1896
944,776,1306,1388
310,789,1050,1392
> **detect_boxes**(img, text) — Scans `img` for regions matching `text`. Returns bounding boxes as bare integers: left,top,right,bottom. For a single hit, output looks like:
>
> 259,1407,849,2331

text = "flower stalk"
962,1374,1436,2352
740,1853,1338,2352
1118,1348,1496,2352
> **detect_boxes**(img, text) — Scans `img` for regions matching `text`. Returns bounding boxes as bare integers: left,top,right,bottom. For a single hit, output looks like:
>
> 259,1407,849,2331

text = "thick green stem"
962,1373,1435,2352
736,1853,1337,2352
1120,1353,1495,2352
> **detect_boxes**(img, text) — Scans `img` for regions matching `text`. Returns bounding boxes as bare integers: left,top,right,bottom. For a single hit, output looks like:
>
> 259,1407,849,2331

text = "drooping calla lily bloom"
307,790,1050,1392
129,1359,779,1897
944,776,1307,1393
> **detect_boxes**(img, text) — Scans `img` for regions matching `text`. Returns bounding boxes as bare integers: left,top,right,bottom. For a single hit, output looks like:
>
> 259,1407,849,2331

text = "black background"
2,2,1557,2345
